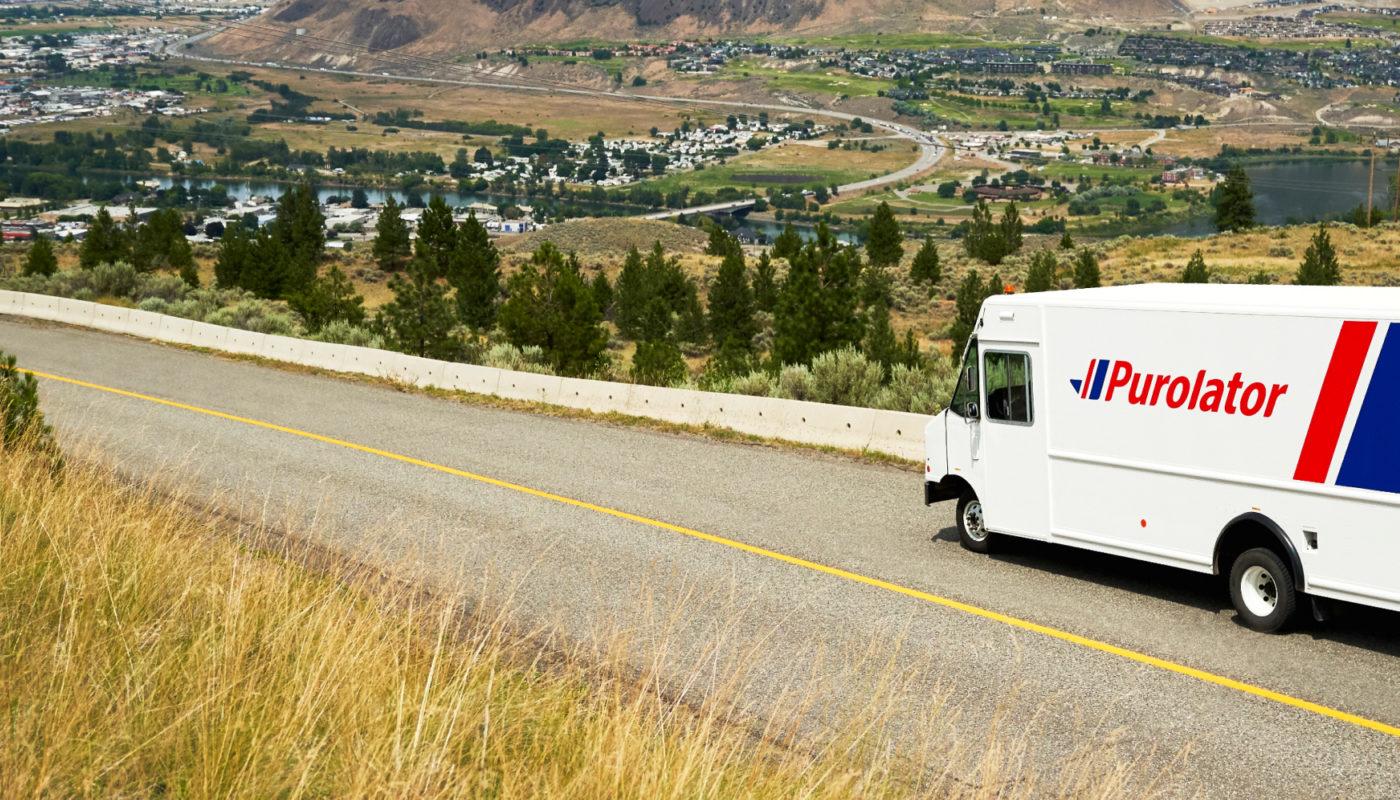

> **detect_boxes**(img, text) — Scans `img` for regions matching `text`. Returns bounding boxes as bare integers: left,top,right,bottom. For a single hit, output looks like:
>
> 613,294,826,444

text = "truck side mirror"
965,401,980,420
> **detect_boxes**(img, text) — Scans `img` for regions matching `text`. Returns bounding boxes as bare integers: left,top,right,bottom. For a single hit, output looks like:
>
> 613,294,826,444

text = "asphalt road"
5,315,1400,797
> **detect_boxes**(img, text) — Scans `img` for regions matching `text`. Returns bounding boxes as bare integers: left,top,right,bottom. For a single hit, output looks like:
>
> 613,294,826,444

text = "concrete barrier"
494,370,563,404
557,376,631,415
0,291,931,460
865,410,927,461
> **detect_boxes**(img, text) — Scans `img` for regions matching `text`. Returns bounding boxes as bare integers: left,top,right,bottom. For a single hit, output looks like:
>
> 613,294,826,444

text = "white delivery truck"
923,284,1400,632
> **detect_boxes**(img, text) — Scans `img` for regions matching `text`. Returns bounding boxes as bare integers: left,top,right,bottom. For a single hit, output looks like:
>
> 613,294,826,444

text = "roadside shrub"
874,362,957,414
482,343,557,375
724,370,776,396
774,364,815,401
310,320,385,349
89,261,140,298
133,273,189,303
808,348,883,407
205,299,302,336
0,351,58,460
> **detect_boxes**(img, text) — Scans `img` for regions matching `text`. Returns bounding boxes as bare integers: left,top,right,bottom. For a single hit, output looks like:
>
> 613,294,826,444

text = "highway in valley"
4,315,1400,797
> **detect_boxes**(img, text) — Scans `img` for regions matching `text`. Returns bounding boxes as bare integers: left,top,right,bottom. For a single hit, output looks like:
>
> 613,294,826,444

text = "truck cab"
924,298,1050,552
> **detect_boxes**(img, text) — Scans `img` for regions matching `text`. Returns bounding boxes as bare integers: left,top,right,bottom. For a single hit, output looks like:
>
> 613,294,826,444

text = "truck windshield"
950,337,978,416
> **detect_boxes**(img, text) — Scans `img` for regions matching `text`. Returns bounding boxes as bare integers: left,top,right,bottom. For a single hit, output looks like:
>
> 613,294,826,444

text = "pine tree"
963,200,1008,265
752,250,778,313
706,225,742,259
1059,230,1075,250
591,271,614,319
289,265,366,333
79,207,128,269
372,196,411,271
863,297,900,377
415,195,459,277
1214,165,1255,233
674,284,707,347
1073,248,1101,288
707,248,757,353
948,269,985,363
269,182,325,275
1024,249,1058,293
613,245,648,339
865,201,904,268
632,337,686,386
772,247,825,366
379,256,461,360
445,212,500,329
214,223,254,288
23,236,57,277
498,242,608,376
351,188,369,209
771,224,802,261
241,228,293,299
1295,222,1341,286
998,201,1024,256
909,236,941,288
772,242,864,366
1181,249,1210,283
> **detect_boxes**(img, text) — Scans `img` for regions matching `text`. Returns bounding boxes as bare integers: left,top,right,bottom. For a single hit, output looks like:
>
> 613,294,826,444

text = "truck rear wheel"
956,490,994,554
1229,547,1297,633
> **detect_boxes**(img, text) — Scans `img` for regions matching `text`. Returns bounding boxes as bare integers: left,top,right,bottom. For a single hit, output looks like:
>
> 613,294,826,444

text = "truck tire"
1229,547,1297,633
956,490,994,554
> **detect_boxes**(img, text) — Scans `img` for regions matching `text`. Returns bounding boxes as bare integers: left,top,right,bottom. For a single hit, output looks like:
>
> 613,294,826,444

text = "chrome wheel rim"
1240,565,1278,618
963,501,987,543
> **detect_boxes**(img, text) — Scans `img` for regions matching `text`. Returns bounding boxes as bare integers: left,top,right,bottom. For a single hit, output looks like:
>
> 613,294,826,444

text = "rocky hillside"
207,0,1188,59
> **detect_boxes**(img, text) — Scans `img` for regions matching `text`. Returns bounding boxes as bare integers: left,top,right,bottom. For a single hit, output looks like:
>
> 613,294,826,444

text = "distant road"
6,315,1400,799
176,53,945,196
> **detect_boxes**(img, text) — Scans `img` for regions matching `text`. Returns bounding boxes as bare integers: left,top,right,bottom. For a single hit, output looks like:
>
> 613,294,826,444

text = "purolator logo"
1070,359,1289,417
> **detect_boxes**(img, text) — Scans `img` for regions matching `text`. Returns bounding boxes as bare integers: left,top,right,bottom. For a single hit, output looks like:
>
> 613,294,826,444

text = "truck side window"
950,338,979,416
984,351,1032,424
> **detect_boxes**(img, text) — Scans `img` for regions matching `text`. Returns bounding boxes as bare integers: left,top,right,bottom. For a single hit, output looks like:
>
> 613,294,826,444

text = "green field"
916,89,1134,129
705,59,891,98
758,32,1025,50
48,67,252,96
1037,161,1162,182
1319,13,1400,34
0,23,113,38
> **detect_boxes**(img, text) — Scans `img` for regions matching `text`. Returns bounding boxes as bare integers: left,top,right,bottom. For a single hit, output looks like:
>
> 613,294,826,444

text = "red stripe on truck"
1294,320,1377,483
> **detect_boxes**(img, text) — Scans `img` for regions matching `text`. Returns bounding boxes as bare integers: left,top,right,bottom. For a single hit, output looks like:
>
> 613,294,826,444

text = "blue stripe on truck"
1089,358,1111,400
1337,323,1400,494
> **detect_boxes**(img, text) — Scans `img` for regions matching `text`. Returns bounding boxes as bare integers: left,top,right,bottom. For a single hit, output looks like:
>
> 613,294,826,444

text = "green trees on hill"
1214,165,1255,233
79,208,127,270
447,213,501,330
909,236,941,290
380,256,460,360
498,242,608,377
772,223,863,367
1295,222,1341,286
865,201,903,269
1181,250,1210,283
962,200,1024,266
1073,249,1101,289
23,237,57,278
372,195,411,271
1024,250,1057,293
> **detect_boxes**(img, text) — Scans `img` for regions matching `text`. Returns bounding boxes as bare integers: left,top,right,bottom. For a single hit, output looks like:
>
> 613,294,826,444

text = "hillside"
206,0,1189,59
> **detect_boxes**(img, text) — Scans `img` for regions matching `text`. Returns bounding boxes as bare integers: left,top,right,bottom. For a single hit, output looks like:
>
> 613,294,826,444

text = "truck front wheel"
1228,547,1297,633
956,490,994,554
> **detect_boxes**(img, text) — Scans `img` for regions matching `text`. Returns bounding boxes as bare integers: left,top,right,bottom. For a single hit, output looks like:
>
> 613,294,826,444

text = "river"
1156,159,1390,237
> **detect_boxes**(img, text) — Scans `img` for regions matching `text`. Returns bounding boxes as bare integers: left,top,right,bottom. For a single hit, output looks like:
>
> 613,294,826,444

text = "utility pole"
1365,140,1376,226
1392,152,1400,222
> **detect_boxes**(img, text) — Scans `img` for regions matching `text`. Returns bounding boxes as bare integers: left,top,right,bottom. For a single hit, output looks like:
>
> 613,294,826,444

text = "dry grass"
500,217,709,260
1101,222,1400,285
0,427,1169,798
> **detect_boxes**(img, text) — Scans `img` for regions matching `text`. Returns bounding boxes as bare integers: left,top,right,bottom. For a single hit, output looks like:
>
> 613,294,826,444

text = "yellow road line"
25,366,1400,739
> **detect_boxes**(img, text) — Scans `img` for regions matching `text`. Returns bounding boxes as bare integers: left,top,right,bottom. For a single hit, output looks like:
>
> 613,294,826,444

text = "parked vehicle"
924,285,1400,631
